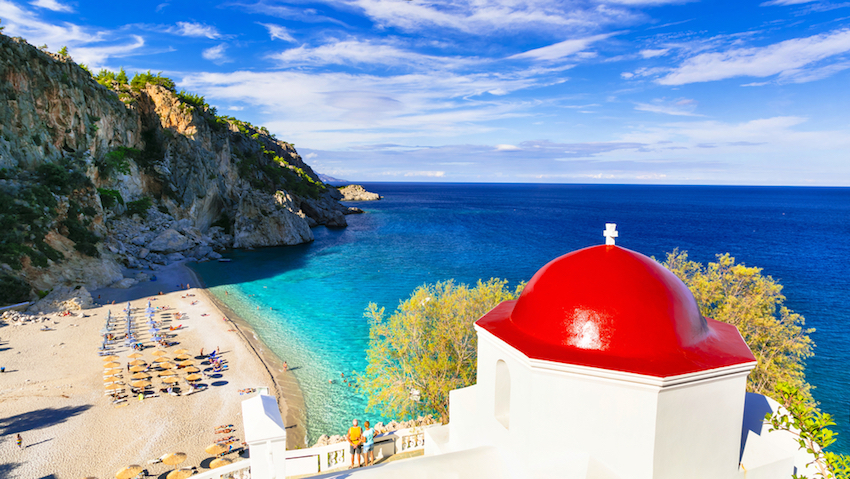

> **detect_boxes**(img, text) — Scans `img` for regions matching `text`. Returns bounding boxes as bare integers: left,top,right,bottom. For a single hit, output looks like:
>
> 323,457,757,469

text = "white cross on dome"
603,223,618,245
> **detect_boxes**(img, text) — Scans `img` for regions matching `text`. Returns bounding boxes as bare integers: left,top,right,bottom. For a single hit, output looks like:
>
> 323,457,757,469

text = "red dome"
476,245,755,377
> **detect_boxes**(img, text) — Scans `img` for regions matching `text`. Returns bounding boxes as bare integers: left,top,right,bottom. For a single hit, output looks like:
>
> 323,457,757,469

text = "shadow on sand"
0,405,92,435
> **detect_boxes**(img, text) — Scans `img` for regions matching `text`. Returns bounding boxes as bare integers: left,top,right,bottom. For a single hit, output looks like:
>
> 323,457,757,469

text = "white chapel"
239,224,815,479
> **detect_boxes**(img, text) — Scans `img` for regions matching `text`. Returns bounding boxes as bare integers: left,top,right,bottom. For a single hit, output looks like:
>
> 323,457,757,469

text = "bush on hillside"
0,275,31,305
126,197,152,218
130,71,175,92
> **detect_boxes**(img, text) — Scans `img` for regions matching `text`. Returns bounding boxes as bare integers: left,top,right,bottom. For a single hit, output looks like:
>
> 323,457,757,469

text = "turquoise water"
190,183,850,451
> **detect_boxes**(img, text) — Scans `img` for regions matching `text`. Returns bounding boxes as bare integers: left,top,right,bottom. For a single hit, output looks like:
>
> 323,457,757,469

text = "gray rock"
27,286,93,313
147,253,166,265
138,248,150,259
134,272,150,282
208,251,222,260
110,278,138,289
166,252,186,262
233,190,313,248
131,235,148,246
148,229,191,253
195,245,213,258
338,184,382,201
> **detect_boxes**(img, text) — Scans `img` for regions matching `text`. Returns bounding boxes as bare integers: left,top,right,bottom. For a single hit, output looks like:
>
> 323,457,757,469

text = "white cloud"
635,98,702,116
202,44,231,64
640,48,669,58
271,39,459,69
658,28,850,85
72,35,146,66
30,0,72,12
168,21,222,39
304,152,318,160
495,144,520,151
404,170,445,177
510,34,614,61
259,23,296,42
760,0,817,5
341,0,640,36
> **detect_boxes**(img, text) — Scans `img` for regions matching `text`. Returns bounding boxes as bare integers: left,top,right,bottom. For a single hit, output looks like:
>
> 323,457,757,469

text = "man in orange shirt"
346,418,363,469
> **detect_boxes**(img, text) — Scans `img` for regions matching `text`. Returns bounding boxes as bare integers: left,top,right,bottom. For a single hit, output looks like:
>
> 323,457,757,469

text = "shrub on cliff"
96,147,139,178
126,197,152,218
130,71,175,92
662,249,815,402
97,188,124,209
358,279,524,423
0,275,31,305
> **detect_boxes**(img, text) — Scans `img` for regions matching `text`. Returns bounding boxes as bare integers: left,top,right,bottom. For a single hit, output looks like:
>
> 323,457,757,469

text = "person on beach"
346,419,363,469
283,361,288,372
16,434,22,449
362,421,375,466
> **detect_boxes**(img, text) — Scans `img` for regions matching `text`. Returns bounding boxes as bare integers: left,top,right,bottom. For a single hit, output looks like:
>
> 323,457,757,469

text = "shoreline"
185,264,308,449
0,260,302,478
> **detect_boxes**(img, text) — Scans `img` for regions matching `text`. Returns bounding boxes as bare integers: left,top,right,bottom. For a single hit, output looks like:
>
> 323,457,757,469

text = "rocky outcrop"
338,184,382,201
0,34,357,304
27,285,93,313
233,190,313,248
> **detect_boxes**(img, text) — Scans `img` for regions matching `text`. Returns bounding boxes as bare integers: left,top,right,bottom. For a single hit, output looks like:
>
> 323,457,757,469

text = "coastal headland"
0,262,305,478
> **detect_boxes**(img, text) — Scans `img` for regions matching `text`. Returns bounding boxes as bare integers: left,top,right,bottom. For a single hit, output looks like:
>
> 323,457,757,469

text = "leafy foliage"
662,250,815,401
96,146,139,178
130,70,175,92
126,197,152,218
62,217,99,257
358,279,524,423
57,46,68,57
97,188,124,208
0,275,31,306
767,382,850,478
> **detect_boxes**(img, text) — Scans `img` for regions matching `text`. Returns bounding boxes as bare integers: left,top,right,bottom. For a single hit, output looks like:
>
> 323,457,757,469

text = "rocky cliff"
0,34,356,304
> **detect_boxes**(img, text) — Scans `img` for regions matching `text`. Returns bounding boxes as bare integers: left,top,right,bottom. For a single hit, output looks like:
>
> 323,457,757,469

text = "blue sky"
2,0,849,184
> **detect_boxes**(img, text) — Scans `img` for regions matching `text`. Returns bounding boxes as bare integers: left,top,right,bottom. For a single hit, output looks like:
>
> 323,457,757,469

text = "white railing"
282,425,436,477
190,459,251,479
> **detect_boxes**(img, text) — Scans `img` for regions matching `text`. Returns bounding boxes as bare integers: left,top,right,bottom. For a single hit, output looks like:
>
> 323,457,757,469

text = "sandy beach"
0,262,305,479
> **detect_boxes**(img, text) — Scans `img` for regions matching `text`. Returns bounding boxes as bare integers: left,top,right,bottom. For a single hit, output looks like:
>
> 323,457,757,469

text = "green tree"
767,382,850,478
57,46,68,57
662,250,815,402
116,67,128,85
358,279,523,423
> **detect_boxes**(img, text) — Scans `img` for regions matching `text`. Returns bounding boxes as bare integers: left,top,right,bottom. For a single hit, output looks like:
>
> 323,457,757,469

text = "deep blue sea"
190,183,850,452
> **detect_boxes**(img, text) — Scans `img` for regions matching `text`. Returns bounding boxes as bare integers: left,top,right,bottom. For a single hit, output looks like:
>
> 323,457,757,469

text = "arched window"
495,359,510,429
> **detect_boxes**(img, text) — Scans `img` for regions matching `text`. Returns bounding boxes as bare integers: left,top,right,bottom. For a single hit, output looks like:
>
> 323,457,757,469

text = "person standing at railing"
346,419,364,469
362,421,375,466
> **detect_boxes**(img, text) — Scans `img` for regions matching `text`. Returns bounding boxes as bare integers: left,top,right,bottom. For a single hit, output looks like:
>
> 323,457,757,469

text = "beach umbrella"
127,353,143,359
183,366,200,373
159,370,178,377
101,355,119,362
103,379,121,386
174,354,192,361
131,372,151,380
104,384,123,391
178,360,194,367
162,376,180,384
103,362,121,369
161,452,187,466
100,328,111,334
205,444,228,455
153,356,171,363
115,465,143,479
131,380,151,388
152,350,168,356
159,362,175,369
166,469,194,479
185,373,203,382
129,360,146,366
103,369,122,375
129,366,146,373
174,348,189,355
210,457,233,469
